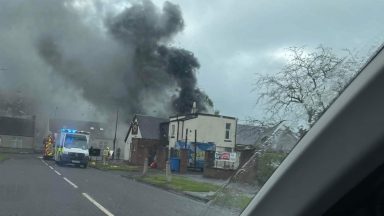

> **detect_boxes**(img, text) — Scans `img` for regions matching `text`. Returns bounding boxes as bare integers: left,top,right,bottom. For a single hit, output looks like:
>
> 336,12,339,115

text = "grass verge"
138,174,220,192
212,189,253,210
0,153,8,162
89,161,140,172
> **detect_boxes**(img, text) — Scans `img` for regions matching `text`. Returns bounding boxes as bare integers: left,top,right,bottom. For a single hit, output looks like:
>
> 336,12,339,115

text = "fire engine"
42,134,54,160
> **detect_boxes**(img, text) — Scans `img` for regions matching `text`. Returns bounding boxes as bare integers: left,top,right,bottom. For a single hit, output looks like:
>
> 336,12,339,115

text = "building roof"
236,124,264,145
125,114,168,141
267,126,299,152
236,122,299,152
169,113,236,121
49,118,113,139
0,116,35,137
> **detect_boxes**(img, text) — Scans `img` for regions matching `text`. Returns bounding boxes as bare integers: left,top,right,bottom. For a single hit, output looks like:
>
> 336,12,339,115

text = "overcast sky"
1,0,384,125
150,0,384,121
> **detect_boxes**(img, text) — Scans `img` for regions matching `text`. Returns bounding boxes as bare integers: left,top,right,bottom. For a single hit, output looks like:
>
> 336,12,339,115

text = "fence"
0,115,35,152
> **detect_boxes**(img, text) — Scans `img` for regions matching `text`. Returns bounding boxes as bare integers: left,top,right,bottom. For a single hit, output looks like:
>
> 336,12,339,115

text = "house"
262,124,298,153
168,113,238,170
168,113,237,152
236,124,264,150
123,114,169,166
49,118,114,154
236,123,298,153
0,115,35,152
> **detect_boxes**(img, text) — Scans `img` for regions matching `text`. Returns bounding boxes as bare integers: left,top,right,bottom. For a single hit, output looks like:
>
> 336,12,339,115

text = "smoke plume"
0,0,213,125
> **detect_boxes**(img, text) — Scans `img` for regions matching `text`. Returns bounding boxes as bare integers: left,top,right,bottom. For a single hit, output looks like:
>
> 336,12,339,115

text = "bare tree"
254,45,360,128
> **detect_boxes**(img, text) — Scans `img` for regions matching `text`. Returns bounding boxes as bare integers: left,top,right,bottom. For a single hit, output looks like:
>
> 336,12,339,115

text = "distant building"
123,114,169,165
0,116,35,152
236,123,298,153
236,124,264,150
49,118,114,152
262,124,298,153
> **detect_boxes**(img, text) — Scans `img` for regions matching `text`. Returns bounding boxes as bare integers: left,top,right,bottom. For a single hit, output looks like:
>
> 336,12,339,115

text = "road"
0,154,226,216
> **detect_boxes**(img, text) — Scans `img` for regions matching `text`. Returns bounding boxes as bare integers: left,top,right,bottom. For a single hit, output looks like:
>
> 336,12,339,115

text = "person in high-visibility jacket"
103,147,110,165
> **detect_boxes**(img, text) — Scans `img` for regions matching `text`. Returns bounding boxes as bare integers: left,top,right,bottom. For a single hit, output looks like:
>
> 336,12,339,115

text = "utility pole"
184,129,188,149
194,129,197,168
112,108,119,160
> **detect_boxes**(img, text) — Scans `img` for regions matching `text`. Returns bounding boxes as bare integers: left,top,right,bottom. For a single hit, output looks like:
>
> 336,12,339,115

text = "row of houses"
122,112,298,170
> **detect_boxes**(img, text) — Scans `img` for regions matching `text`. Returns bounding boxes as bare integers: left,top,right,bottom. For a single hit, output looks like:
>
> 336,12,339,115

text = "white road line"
54,170,62,176
63,177,78,189
49,166,54,170
82,193,114,216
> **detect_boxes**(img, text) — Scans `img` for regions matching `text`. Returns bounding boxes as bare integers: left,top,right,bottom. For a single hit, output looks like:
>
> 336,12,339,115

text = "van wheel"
82,163,88,168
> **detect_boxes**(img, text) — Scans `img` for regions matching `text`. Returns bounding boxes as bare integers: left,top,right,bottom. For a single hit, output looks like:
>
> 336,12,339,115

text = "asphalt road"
0,154,227,216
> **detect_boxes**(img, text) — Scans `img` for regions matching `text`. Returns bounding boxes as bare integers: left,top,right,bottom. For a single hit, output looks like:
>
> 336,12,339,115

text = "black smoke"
106,0,213,114
35,0,213,117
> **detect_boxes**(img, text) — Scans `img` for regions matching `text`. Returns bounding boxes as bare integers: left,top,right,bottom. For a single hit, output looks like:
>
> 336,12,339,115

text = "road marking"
82,193,114,216
37,156,43,159
54,170,61,176
49,166,54,170
63,177,78,189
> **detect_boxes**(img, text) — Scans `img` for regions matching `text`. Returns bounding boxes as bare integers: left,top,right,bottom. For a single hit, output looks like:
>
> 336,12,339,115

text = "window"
132,121,138,135
171,124,175,137
64,134,88,150
225,123,231,139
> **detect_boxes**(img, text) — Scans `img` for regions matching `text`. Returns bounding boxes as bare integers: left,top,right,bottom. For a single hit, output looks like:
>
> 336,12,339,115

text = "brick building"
124,114,169,168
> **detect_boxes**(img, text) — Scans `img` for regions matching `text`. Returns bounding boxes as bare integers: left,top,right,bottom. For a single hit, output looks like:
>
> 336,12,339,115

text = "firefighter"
103,146,110,165
116,148,121,160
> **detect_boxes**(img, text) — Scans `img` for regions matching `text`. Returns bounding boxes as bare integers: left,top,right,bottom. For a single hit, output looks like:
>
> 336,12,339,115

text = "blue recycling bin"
170,158,180,172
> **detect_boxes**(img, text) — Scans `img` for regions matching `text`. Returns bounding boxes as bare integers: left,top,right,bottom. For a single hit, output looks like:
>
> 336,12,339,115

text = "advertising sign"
215,151,237,162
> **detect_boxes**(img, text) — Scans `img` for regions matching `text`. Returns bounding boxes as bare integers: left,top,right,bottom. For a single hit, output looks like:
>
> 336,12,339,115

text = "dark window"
225,123,231,139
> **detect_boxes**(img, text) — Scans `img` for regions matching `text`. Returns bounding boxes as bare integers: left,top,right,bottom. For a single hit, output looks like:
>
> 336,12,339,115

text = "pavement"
0,153,232,216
